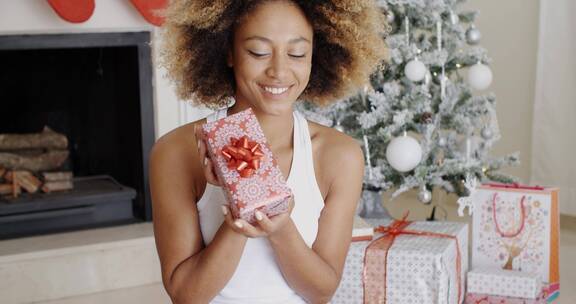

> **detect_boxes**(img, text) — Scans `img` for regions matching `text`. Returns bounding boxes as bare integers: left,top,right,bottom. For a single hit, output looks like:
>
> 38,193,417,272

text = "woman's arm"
149,124,247,304
267,133,365,303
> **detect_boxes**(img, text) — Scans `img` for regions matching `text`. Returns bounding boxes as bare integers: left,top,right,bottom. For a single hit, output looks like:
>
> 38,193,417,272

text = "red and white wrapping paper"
331,219,469,304
201,108,292,224
467,268,541,299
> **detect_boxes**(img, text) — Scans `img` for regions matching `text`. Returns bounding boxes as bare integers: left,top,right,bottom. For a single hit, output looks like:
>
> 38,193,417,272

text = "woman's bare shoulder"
307,121,365,197
150,118,208,200
307,120,363,161
153,119,206,154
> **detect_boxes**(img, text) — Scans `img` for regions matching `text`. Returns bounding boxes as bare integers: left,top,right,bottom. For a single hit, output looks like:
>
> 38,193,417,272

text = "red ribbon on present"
221,135,264,178
362,213,462,304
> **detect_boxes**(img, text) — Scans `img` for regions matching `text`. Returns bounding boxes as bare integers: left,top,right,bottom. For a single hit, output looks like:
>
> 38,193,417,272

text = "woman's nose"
265,54,289,80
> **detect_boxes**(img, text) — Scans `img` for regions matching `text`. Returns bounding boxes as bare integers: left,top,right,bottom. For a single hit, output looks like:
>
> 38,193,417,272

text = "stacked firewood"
0,127,73,199
0,169,73,198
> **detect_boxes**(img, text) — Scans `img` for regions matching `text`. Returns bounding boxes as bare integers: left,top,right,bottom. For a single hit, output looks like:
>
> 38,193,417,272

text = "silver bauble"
418,187,432,204
386,11,395,23
481,126,493,139
466,26,482,45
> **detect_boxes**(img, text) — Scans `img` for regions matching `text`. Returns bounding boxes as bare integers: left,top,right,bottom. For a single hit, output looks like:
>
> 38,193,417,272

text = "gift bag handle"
492,193,527,238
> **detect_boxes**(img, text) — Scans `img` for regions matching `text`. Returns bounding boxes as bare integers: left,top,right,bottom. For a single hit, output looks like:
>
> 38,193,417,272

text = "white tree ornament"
404,58,427,82
457,174,479,216
386,134,422,172
468,62,493,90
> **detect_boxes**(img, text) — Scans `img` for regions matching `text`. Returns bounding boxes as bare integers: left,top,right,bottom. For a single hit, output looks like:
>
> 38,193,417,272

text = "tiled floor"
36,221,576,304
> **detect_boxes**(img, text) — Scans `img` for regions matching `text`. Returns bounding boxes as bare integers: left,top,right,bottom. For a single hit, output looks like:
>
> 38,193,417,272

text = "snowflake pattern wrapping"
331,220,469,304
470,184,560,289
467,268,541,299
201,108,292,224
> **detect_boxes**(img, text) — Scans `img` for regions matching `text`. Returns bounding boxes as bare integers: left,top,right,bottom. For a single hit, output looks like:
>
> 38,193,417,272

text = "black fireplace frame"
0,31,155,222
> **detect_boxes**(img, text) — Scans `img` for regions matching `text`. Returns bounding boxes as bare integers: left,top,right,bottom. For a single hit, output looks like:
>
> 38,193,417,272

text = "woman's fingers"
221,205,236,228
204,158,221,186
195,125,221,186
233,219,262,237
221,205,264,238
254,210,274,233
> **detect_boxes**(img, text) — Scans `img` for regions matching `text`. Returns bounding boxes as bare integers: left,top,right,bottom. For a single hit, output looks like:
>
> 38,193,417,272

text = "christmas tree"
299,0,520,207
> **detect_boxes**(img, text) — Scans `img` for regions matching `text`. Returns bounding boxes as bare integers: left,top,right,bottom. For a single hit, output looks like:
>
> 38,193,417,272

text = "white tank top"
197,108,325,304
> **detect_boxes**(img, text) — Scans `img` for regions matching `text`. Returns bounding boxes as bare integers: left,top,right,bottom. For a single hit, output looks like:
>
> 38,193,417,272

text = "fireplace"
0,32,155,239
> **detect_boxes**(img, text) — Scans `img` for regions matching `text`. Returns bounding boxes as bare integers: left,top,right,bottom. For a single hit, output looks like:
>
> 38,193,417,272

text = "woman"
150,0,387,303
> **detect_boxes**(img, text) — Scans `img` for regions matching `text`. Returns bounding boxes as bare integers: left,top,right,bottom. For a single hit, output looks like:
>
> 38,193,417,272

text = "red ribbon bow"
363,213,462,304
221,135,264,178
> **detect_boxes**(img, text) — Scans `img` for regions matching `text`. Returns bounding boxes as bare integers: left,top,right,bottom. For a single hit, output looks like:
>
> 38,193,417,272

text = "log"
42,171,73,182
0,184,11,195
42,180,74,193
12,177,20,198
0,167,5,179
11,171,42,193
0,126,68,151
0,150,69,172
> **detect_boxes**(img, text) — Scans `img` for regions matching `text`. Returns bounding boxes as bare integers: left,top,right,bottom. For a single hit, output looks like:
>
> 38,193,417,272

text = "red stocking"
46,0,95,23
129,0,168,26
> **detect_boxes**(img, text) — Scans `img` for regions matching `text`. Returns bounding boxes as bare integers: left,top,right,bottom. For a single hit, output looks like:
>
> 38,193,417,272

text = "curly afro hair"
160,0,389,109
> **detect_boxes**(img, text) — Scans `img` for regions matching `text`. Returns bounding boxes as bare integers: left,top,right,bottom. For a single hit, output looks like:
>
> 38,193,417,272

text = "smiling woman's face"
228,0,313,115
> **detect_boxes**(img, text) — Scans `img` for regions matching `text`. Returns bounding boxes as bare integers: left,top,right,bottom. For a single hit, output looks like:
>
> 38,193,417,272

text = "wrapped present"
467,268,541,299
201,108,292,224
331,217,469,304
352,216,374,242
464,283,559,304
470,183,560,295
464,292,546,304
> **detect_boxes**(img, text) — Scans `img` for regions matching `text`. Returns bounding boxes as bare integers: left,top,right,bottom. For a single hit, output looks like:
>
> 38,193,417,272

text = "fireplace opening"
0,32,155,239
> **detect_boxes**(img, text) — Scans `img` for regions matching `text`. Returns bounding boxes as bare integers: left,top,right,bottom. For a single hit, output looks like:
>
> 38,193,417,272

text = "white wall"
462,0,540,184
0,0,191,139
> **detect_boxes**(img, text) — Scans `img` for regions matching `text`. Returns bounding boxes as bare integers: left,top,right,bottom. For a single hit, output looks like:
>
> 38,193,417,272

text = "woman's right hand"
194,124,222,186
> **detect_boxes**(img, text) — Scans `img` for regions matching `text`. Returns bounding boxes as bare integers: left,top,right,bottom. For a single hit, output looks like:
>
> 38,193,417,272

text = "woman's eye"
249,51,268,57
289,54,306,58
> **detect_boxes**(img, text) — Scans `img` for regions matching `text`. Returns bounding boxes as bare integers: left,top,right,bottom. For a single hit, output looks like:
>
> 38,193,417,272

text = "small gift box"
467,268,541,299
201,108,292,224
464,288,550,304
331,218,469,304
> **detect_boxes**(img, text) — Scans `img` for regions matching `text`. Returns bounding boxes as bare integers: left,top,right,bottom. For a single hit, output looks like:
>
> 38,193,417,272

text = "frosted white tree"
299,0,519,207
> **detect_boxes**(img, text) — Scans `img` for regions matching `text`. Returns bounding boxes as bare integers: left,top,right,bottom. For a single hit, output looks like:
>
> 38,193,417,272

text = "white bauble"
386,135,422,172
468,63,493,90
438,137,447,147
404,59,427,82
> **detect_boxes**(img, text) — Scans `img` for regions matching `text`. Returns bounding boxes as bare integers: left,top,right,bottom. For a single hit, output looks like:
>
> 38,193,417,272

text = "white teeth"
263,86,289,95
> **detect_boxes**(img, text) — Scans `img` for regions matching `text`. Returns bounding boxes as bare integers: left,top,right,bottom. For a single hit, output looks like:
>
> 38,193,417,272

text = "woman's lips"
259,84,293,99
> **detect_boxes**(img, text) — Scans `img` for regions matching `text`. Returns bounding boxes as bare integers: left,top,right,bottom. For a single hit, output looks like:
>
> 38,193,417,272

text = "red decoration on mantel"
47,0,95,23
129,0,168,26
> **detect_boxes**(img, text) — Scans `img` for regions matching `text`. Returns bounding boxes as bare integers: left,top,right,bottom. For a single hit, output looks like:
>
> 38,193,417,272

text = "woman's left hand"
222,197,295,238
